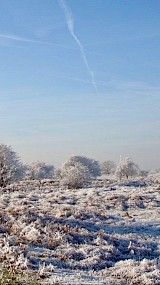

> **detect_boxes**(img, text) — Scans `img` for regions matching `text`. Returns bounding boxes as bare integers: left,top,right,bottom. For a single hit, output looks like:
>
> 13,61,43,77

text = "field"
0,175,160,284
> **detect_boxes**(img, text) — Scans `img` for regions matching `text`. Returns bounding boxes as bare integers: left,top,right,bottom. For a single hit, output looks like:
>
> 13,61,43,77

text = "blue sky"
0,0,160,169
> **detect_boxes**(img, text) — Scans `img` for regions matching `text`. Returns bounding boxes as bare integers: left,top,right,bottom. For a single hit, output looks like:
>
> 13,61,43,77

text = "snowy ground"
0,177,159,284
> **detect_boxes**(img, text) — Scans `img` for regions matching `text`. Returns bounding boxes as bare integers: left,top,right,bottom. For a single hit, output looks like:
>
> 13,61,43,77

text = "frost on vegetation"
0,143,159,284
0,234,44,284
109,258,160,284
57,155,101,189
115,156,140,180
20,224,41,242
26,162,55,181
0,144,25,187
62,155,101,178
100,160,116,175
0,172,159,284
59,162,91,189
0,235,28,266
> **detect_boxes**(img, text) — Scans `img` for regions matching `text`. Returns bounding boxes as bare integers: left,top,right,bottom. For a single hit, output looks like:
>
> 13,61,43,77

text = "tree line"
0,143,147,189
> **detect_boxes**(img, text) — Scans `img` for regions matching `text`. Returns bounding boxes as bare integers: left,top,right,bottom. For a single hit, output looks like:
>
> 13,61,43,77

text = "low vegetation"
0,143,159,284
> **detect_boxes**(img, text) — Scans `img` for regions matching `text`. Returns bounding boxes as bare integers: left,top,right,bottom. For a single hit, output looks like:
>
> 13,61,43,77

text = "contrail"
0,33,72,49
59,0,99,94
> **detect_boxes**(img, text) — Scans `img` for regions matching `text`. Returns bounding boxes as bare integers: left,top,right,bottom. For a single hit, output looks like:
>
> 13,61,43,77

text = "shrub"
26,162,54,180
61,155,100,178
59,161,91,189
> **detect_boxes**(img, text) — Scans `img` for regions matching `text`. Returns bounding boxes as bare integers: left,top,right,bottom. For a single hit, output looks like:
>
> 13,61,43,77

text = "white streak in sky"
0,33,71,49
59,0,99,94
0,33,45,44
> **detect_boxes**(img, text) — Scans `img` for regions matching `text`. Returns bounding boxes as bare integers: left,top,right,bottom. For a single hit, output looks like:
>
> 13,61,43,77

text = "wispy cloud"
0,33,72,49
0,33,38,43
59,0,99,94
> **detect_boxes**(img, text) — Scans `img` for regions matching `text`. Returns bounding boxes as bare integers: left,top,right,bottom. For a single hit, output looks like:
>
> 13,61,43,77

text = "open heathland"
0,175,159,284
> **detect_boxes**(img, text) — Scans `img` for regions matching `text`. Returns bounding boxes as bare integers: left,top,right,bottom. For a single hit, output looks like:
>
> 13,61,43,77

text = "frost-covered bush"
0,143,24,187
26,162,54,180
61,155,101,178
57,155,100,189
115,156,140,180
100,160,116,175
59,162,91,189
